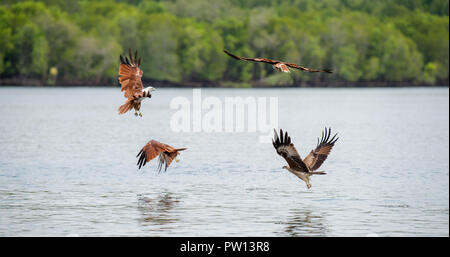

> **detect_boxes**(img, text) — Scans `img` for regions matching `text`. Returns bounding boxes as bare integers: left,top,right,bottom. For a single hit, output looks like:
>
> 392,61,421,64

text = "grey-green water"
0,87,448,236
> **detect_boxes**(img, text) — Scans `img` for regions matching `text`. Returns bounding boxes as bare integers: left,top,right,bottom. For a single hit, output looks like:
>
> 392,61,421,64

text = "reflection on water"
281,209,329,237
0,87,448,236
137,193,180,226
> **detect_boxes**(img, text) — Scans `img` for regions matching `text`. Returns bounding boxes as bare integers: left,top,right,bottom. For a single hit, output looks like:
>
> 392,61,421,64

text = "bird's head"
144,86,156,98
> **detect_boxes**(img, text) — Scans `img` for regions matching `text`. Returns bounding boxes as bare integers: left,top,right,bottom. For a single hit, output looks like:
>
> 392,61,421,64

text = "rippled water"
0,87,448,236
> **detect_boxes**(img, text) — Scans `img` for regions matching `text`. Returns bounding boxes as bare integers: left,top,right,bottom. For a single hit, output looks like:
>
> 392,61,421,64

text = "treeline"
0,0,448,86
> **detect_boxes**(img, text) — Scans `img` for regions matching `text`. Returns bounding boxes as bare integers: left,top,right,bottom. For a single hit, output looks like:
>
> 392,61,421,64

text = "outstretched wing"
136,140,176,169
118,48,144,100
223,50,279,64
303,127,339,171
284,62,333,73
272,129,309,173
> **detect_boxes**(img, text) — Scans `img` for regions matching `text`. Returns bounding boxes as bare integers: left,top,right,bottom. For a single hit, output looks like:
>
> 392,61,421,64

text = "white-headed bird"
136,140,187,172
118,49,155,117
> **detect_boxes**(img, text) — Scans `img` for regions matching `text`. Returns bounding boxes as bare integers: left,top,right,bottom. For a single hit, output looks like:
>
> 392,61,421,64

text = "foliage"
0,0,448,85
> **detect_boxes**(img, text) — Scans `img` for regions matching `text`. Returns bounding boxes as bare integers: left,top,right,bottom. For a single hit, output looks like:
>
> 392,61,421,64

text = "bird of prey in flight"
136,140,187,172
224,50,332,74
273,128,338,189
118,49,155,117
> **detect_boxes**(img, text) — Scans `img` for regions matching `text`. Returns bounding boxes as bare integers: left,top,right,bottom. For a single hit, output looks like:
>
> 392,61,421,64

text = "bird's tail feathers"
311,171,327,175
175,148,187,152
118,100,133,115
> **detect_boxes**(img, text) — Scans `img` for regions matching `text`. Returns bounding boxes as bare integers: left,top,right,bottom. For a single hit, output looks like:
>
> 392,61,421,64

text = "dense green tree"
0,0,448,86
214,16,253,81
0,7,14,74
14,22,48,76
178,20,226,81
139,13,182,82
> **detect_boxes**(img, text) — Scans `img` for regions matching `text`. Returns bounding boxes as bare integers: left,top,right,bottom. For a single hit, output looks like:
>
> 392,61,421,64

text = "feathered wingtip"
119,48,141,67
223,49,242,60
136,148,147,169
317,127,339,146
157,156,165,173
272,128,291,149
157,153,172,173
322,69,333,73
272,128,279,149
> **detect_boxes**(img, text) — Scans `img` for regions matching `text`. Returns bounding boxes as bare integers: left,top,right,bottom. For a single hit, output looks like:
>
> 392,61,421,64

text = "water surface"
0,87,448,236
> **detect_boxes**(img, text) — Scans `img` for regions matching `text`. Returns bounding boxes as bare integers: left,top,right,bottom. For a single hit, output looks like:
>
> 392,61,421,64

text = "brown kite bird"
137,140,187,172
273,127,338,189
224,50,332,73
118,49,155,117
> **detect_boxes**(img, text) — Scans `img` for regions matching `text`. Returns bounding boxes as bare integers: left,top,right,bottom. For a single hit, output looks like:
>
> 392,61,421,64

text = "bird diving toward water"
118,48,155,116
272,128,338,189
224,50,332,73
136,140,187,172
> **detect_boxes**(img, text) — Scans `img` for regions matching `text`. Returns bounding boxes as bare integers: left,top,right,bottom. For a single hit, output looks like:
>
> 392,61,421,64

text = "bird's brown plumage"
272,127,338,173
224,50,333,73
273,129,310,173
303,127,339,171
118,49,145,115
136,140,187,172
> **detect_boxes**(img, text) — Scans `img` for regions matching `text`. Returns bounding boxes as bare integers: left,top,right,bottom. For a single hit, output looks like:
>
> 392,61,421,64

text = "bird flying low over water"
272,128,338,189
118,48,155,117
137,140,187,172
223,50,332,74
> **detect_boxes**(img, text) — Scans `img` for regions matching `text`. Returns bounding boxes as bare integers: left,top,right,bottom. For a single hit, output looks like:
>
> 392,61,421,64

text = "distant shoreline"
0,77,448,88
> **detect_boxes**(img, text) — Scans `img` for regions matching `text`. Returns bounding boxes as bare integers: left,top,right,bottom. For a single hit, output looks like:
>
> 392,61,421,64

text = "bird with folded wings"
117,49,155,117
273,127,338,189
224,50,333,74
